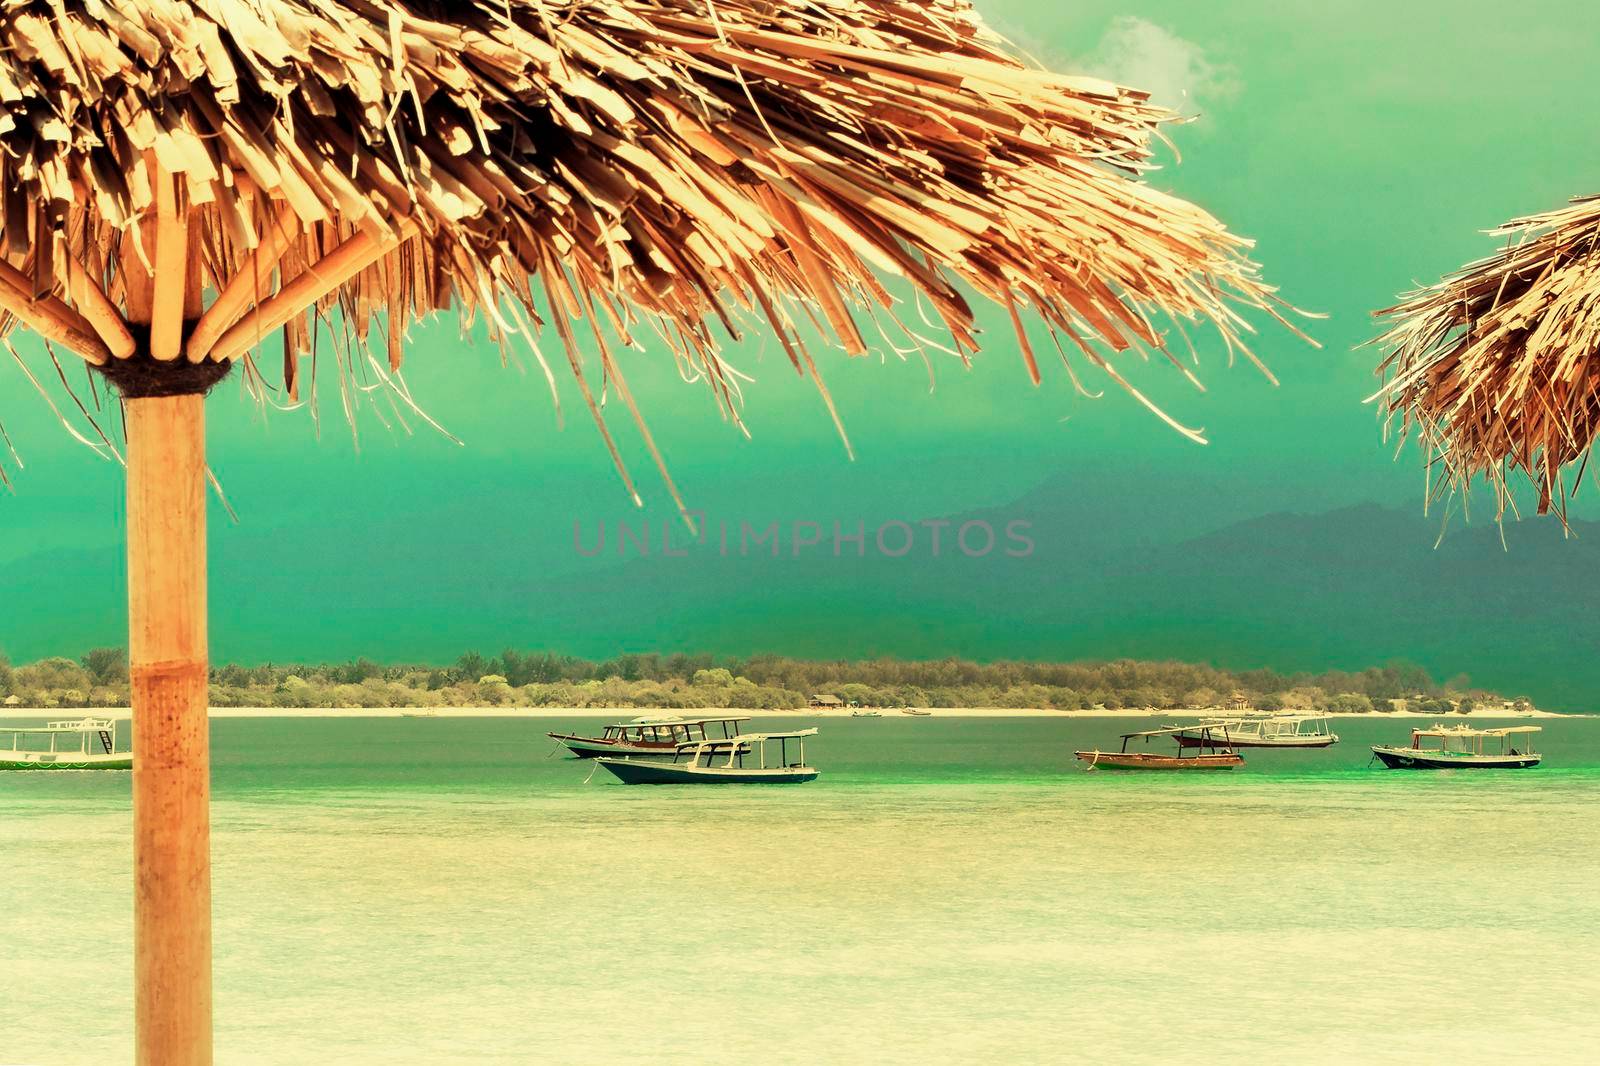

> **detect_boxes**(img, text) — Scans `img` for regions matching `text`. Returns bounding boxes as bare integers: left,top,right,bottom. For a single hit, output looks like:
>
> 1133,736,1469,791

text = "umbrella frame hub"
93,337,233,399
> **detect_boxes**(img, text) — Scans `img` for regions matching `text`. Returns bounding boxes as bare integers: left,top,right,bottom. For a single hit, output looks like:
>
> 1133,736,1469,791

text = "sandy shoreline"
9,706,1577,720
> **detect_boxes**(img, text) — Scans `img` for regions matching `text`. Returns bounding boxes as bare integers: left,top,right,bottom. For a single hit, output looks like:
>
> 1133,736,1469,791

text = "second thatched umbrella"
0,2,1299,1063
1374,194,1600,518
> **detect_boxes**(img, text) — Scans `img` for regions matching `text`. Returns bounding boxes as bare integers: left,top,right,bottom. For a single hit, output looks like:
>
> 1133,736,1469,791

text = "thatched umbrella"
1374,195,1600,519
0,2,1296,1061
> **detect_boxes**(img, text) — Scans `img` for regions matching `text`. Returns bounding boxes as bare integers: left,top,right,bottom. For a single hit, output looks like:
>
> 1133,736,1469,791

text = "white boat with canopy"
1177,713,1339,749
593,728,820,784
546,715,750,758
1,717,131,770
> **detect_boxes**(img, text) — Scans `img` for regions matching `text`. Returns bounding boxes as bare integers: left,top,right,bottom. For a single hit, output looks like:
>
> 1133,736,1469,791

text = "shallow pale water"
3,715,1597,1065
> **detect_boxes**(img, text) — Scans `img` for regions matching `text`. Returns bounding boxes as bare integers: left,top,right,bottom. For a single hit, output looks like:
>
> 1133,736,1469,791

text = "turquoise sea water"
3,714,1598,1065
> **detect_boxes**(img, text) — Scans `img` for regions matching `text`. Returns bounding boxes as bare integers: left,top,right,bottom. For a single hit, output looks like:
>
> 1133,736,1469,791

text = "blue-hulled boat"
593,728,819,784
1371,724,1542,769
548,715,749,759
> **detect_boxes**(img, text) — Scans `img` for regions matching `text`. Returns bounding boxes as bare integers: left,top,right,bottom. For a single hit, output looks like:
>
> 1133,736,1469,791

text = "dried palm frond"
1374,195,1600,518
0,0,1306,498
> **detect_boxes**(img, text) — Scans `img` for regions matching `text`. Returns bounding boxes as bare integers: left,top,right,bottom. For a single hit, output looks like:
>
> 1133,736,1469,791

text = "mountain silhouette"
4,478,1597,710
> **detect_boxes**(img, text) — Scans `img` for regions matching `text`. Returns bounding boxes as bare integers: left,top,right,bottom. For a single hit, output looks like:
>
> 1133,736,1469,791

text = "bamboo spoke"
151,167,188,361
67,257,137,360
0,261,114,364
207,220,418,364
185,205,301,363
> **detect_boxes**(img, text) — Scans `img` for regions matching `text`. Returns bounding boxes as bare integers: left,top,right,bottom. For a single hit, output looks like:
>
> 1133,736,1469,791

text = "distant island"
0,649,1539,715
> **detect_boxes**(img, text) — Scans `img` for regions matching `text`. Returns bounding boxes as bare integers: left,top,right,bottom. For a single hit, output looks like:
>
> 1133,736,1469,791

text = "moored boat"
1371,724,1542,769
547,715,749,758
850,709,883,718
1,717,132,770
902,709,932,716
594,729,820,784
1075,725,1243,771
1176,713,1339,749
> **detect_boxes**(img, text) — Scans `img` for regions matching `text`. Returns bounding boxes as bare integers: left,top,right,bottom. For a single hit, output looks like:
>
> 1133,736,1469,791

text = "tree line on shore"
0,648,1529,713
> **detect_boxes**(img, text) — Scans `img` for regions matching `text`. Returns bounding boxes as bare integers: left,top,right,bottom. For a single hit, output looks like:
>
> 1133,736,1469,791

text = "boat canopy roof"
677,728,818,748
617,716,749,729
734,729,819,742
1121,725,1224,740
1411,724,1541,737
4,717,115,733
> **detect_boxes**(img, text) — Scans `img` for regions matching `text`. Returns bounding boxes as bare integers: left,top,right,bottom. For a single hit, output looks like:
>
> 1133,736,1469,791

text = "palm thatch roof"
1374,195,1600,518
0,0,1303,498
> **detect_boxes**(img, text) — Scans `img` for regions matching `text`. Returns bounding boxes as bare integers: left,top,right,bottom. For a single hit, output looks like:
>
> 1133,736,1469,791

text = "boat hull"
593,758,818,784
548,731,754,759
1370,746,1541,770
0,751,132,770
548,733,687,759
551,736,670,758
1074,750,1242,771
1175,733,1337,749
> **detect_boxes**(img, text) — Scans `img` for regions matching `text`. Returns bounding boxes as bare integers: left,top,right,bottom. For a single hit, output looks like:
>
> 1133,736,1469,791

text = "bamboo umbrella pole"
126,390,212,1066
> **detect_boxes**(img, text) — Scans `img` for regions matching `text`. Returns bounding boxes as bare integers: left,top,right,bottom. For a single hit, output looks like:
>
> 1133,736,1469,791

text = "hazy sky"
3,0,1599,667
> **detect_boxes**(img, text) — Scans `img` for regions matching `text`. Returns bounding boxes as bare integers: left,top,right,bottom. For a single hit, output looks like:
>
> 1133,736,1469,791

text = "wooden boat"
1075,725,1243,771
1371,724,1542,769
1176,713,1339,749
547,715,749,758
1,717,132,770
902,709,933,716
594,729,819,784
850,709,883,718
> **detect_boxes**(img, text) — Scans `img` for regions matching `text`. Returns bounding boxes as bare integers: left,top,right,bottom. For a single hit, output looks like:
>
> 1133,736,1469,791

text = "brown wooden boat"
1075,750,1243,770
1075,725,1244,771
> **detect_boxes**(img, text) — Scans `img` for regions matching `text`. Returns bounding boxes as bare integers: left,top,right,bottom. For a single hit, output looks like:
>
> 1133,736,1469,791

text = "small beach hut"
1374,194,1600,518
0,3,1300,1062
